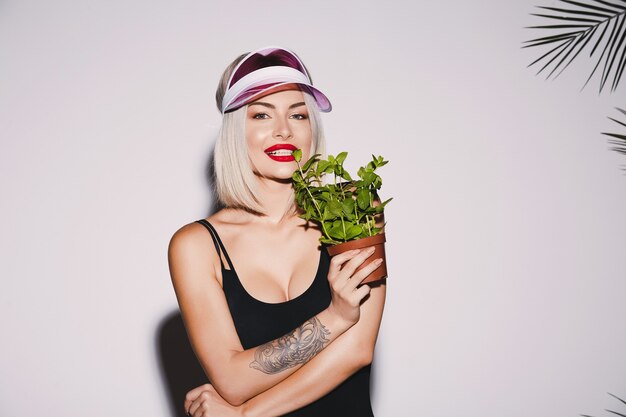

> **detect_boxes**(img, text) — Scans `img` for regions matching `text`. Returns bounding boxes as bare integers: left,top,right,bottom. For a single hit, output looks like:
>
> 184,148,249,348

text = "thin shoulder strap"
195,219,234,270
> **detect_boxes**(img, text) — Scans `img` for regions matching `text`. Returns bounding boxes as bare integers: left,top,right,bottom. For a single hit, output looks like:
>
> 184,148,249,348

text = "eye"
252,112,270,119
291,113,309,120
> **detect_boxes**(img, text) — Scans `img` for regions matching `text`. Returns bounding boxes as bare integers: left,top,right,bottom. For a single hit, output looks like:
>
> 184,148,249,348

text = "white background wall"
1,1,625,416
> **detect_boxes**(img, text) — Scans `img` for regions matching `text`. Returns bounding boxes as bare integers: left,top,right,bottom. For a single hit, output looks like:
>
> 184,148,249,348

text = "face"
245,88,313,182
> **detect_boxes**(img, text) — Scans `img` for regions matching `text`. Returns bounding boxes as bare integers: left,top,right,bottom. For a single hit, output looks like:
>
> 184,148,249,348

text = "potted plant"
291,149,392,284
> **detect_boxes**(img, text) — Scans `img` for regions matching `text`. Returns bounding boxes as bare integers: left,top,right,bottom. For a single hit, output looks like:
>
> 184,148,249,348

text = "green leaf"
328,200,344,217
293,149,302,162
341,198,355,215
329,224,345,240
306,205,315,220
317,160,330,175
301,154,320,172
336,151,348,164
363,171,376,186
345,225,362,240
322,207,330,221
318,191,331,202
357,189,370,210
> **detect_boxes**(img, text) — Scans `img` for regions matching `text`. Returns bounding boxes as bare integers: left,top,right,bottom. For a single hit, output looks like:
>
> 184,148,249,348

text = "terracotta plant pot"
326,233,387,284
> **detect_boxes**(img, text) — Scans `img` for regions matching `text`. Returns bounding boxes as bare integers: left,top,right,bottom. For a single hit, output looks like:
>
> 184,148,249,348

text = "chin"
272,169,298,182
255,165,298,182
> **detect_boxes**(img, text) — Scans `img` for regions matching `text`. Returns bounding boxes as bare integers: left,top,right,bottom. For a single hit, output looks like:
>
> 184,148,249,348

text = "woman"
168,46,386,417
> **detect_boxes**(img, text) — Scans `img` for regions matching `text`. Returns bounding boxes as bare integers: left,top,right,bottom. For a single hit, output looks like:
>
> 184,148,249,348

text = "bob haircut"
213,53,327,215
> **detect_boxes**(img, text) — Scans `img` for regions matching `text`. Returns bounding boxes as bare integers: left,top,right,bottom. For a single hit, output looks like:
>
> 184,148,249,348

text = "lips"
264,144,297,162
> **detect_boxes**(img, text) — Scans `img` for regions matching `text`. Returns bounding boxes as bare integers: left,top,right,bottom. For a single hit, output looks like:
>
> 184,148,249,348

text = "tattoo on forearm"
249,317,331,374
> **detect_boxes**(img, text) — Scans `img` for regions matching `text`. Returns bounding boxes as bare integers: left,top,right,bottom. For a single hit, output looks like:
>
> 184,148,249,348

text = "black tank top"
196,219,373,416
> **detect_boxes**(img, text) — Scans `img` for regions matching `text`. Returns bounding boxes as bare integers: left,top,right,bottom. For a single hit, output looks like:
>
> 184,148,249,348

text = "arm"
168,222,380,406
185,282,386,417
242,281,386,417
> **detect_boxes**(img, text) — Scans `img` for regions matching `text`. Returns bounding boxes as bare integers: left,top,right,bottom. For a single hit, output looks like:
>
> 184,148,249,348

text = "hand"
185,384,245,417
326,247,382,325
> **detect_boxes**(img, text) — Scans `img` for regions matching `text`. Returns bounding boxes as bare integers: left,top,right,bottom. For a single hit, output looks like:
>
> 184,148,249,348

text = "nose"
272,116,293,140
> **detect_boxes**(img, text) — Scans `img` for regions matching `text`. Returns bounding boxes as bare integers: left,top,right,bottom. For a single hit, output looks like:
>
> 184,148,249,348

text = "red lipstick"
264,144,297,162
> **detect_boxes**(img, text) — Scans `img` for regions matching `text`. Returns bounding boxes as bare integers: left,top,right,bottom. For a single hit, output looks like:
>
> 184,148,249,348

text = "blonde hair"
213,52,326,215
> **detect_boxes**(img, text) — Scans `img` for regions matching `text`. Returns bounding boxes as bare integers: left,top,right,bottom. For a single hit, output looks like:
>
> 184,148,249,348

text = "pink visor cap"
221,46,332,114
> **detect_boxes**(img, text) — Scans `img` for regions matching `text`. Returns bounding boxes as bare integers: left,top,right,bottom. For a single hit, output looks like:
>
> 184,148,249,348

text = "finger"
186,384,211,403
345,258,383,292
328,249,361,281
339,247,376,281
189,392,208,417
188,398,200,417
193,389,215,416
352,281,372,302
184,396,197,415
185,384,211,415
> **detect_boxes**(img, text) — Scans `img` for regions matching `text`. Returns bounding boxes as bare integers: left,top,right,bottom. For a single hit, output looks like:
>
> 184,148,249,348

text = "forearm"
241,332,370,417
241,283,386,416
217,306,352,405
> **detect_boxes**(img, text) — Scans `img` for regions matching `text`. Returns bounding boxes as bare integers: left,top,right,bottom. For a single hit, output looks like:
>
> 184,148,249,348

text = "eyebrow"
248,101,306,110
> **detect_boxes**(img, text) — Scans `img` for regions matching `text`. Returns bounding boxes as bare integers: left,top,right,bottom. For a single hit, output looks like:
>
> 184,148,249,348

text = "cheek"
245,124,269,150
294,123,313,148
245,125,260,142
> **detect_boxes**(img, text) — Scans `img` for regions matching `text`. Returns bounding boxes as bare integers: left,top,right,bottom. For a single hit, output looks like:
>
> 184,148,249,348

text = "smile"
264,144,297,162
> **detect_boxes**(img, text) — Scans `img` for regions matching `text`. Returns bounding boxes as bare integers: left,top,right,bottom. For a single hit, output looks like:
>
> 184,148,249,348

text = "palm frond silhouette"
602,107,626,164
524,0,626,93
581,392,626,417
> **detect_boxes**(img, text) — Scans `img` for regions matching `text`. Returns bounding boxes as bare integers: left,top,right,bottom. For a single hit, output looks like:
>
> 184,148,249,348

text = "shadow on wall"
156,310,209,417
157,145,221,416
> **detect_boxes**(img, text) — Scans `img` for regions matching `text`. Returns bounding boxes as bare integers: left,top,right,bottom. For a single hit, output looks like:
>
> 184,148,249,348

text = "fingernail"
374,258,383,264
367,247,376,254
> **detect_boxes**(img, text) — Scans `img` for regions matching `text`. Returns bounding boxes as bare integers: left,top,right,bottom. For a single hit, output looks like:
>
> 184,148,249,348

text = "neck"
252,177,297,225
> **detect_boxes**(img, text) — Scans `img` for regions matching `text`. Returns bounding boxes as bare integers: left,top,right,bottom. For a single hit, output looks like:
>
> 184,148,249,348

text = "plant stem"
338,175,345,199
296,160,331,239
367,187,373,236
331,171,347,240
341,215,346,238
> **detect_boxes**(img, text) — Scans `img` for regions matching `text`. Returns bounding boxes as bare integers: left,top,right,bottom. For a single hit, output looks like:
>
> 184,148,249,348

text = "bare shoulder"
168,219,211,256
168,209,235,249
167,215,223,286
